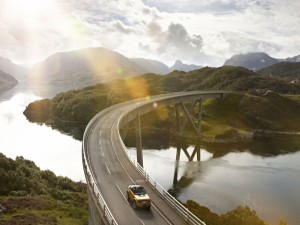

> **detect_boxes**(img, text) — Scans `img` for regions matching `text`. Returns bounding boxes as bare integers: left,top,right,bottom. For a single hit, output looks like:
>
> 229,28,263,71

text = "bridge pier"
135,114,143,167
175,99,202,137
175,141,201,161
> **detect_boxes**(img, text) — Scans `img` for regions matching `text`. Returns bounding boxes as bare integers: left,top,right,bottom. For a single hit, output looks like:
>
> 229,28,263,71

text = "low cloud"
113,21,134,34
148,22,211,65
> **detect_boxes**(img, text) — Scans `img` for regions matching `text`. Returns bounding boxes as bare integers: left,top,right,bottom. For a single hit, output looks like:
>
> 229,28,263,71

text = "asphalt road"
86,99,189,225
85,92,227,225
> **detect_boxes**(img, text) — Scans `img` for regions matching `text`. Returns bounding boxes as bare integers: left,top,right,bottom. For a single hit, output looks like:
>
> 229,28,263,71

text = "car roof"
128,184,143,188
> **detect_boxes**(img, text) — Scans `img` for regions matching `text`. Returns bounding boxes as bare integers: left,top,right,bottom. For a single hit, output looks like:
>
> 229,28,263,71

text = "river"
0,84,84,181
1,85,300,225
129,140,300,225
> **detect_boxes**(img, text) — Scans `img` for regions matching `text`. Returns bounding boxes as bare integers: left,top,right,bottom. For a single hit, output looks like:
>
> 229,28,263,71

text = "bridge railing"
82,107,120,225
117,93,208,225
83,91,225,225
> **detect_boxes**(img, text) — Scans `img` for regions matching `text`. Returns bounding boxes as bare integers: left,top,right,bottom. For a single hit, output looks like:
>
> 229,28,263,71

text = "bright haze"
0,0,299,67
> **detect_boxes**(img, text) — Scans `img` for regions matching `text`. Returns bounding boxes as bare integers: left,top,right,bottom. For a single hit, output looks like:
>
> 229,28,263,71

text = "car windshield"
132,187,146,195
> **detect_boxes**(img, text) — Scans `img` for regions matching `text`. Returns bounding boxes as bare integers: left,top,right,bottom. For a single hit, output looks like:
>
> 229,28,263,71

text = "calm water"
0,85,84,181
129,145,300,225
2,85,300,225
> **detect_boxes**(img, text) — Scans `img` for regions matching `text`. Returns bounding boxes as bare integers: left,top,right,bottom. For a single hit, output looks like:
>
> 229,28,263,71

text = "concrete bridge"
82,91,228,225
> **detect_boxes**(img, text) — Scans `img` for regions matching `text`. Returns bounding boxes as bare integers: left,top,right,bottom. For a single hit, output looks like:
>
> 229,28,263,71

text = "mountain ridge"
0,69,18,92
224,52,300,71
258,62,300,77
0,56,28,81
170,60,202,72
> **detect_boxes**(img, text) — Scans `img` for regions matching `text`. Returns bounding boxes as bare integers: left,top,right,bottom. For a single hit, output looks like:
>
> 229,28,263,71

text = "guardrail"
116,93,210,225
82,106,120,225
83,91,226,225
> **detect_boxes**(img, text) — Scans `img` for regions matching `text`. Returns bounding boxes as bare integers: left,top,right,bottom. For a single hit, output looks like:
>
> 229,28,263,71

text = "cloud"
161,23,203,54
141,0,274,13
0,0,299,67
145,22,215,65
113,21,135,34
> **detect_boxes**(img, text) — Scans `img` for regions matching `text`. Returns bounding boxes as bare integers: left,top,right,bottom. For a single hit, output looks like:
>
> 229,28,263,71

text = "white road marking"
151,204,173,225
110,125,136,183
115,184,127,202
105,163,111,174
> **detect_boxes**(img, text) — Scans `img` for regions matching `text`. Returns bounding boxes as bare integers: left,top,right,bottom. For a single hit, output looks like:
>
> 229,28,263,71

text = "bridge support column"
135,114,143,167
175,99,202,138
175,142,201,162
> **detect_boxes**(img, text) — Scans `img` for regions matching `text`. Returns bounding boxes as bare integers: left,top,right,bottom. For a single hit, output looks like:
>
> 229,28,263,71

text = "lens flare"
125,77,149,99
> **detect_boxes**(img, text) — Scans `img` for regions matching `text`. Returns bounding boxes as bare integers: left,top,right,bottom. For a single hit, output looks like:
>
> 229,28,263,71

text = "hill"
258,62,300,78
285,54,300,62
0,153,87,225
29,47,172,95
130,58,170,75
0,69,18,92
162,66,300,94
0,57,28,81
170,60,202,72
24,65,300,144
29,47,147,89
224,52,279,71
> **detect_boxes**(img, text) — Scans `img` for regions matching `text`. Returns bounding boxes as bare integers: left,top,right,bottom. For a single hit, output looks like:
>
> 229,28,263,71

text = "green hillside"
162,66,300,93
23,66,300,143
0,153,87,225
258,62,300,77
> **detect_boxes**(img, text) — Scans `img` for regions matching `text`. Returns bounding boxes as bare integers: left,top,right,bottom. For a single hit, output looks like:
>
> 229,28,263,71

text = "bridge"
82,91,228,225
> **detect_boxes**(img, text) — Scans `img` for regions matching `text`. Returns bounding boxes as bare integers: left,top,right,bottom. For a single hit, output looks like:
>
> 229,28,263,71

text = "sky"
0,0,299,67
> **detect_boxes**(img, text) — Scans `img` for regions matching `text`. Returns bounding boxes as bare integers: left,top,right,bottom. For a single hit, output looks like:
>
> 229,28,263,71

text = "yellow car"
127,185,151,209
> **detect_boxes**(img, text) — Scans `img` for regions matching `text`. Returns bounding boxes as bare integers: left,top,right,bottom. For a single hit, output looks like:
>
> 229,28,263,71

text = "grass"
0,195,88,225
200,93,300,141
285,94,300,102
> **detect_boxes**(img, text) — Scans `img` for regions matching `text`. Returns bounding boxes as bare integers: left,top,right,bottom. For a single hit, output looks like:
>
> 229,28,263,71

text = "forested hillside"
258,62,300,77
23,66,300,144
0,153,87,225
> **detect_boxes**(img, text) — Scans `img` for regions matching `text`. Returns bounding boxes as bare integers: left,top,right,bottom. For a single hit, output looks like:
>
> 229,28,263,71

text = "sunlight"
4,0,57,17
125,77,149,99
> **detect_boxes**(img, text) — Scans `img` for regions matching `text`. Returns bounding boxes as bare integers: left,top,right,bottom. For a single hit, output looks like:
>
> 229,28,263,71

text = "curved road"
84,91,227,225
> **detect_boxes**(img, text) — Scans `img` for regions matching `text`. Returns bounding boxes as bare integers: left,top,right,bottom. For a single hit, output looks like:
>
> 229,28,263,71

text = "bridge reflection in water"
83,91,228,225
170,139,203,198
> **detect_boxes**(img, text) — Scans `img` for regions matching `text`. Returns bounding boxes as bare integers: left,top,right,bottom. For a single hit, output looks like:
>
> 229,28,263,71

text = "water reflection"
129,138,300,225
0,91,84,181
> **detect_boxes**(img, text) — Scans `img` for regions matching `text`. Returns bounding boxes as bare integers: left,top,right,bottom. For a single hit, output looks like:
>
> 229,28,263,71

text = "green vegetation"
20,65,299,225
0,153,88,225
185,200,288,225
258,62,300,77
24,66,300,144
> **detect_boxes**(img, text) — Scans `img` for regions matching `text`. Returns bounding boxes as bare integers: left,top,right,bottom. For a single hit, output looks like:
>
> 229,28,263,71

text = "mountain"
170,60,202,72
0,69,18,92
130,58,170,75
30,47,148,87
258,62,300,77
162,65,300,94
0,57,28,81
224,52,279,71
285,55,300,62
29,47,177,95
